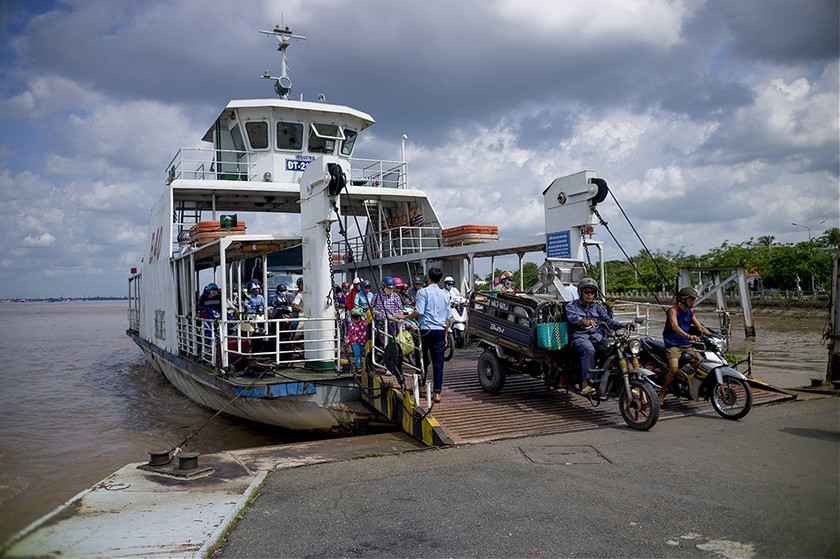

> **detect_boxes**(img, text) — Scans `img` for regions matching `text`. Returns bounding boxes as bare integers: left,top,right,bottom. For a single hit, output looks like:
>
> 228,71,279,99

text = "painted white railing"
166,147,253,183
165,148,406,188
333,225,442,262
348,159,406,189
176,314,341,370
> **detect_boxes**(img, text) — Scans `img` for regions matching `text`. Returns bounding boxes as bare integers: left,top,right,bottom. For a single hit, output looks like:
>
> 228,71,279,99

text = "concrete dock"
218,395,840,558
3,387,836,558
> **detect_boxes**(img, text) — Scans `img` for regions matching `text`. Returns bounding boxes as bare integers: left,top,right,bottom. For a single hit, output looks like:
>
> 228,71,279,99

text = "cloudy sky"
1,0,837,298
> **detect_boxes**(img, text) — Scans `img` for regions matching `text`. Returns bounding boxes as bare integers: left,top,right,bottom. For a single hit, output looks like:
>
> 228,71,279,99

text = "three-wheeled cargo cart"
467,290,660,430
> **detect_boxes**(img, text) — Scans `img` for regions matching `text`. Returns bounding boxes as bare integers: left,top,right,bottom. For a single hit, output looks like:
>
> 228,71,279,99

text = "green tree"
822,227,840,248
757,235,775,248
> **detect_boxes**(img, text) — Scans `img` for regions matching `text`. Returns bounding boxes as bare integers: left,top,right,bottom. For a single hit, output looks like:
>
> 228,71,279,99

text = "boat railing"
166,147,253,183
333,225,442,262
348,158,406,189
369,314,432,407
127,307,140,332
176,314,340,370
165,149,403,187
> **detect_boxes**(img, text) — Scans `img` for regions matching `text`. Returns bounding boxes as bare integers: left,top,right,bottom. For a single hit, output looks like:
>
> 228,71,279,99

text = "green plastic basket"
536,321,568,350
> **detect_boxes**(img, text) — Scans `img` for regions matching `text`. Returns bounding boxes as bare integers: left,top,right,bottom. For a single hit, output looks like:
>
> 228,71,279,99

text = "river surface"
0,300,831,544
0,301,308,545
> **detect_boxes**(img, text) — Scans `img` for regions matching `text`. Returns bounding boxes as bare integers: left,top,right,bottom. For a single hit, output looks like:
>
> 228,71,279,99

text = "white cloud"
22,232,56,247
493,0,696,48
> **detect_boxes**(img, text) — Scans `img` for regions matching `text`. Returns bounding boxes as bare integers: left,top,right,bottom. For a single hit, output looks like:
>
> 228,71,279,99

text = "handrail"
165,148,407,188
333,225,442,262
348,159,406,188
166,147,253,183
368,315,431,407
176,314,340,370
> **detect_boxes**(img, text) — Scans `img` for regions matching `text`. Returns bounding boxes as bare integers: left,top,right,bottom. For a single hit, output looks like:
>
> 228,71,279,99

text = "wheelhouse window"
341,130,358,156
277,122,303,150
245,121,269,150
308,123,345,154
230,124,246,152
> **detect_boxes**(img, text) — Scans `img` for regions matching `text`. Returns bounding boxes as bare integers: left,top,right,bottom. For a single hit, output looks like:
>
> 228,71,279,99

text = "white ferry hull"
131,334,377,432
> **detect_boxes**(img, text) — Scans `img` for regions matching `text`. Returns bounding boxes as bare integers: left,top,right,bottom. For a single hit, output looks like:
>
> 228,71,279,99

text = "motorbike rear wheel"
711,377,752,420
454,329,465,349
619,379,660,431
444,331,455,361
477,350,507,394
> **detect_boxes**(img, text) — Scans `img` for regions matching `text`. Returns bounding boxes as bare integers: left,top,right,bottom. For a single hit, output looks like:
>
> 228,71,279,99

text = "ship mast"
259,24,305,99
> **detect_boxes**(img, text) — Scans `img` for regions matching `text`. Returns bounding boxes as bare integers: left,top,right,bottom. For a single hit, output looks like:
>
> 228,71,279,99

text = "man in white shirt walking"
407,267,450,402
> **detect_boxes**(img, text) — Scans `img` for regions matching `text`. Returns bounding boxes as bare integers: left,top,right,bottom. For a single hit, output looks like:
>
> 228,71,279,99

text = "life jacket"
346,286,359,310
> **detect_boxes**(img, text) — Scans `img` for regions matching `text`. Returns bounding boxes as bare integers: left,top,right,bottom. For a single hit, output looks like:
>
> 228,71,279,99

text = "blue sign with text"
546,230,571,259
285,156,315,172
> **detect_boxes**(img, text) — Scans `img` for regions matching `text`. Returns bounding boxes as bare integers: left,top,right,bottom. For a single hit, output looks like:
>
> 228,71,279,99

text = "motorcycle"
638,332,753,420
475,319,661,431
449,294,468,349
444,294,467,361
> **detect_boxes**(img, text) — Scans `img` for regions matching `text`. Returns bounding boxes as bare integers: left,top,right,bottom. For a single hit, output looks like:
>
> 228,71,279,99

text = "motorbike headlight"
628,338,641,355
711,336,728,353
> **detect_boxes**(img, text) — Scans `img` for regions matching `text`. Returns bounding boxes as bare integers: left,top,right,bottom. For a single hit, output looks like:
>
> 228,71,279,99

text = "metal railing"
166,147,253,183
333,225,442,262
348,159,406,188
165,148,405,188
368,315,431,407
127,308,140,332
176,314,340,370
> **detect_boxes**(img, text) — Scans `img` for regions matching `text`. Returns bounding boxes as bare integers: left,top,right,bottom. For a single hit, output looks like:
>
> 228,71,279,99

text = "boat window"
276,122,303,150
341,130,357,156
245,121,269,150
230,124,246,153
309,123,345,154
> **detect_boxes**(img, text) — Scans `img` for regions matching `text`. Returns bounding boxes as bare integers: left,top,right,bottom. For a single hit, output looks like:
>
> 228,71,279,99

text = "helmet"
382,276,395,288
412,276,423,285
678,287,699,299
296,277,304,288
361,280,371,288
443,276,455,284
247,281,260,293
577,278,598,293
275,283,287,293
393,277,405,288
351,306,364,317
501,271,514,280
353,277,361,285
341,281,350,289
204,283,219,293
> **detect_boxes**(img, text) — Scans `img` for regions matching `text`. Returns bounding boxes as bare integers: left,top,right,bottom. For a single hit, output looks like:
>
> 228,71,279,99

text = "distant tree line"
481,227,839,295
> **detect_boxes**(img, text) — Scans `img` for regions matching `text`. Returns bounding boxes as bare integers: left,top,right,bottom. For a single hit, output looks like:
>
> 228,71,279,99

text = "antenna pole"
259,25,306,99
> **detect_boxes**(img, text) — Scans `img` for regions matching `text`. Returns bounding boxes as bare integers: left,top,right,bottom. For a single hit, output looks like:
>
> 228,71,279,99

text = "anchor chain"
325,223,335,311
583,240,593,275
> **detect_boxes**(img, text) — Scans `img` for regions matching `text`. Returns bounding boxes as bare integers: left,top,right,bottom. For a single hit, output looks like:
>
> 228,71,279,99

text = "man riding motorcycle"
271,283,294,318
443,276,461,298
659,286,712,405
565,278,633,396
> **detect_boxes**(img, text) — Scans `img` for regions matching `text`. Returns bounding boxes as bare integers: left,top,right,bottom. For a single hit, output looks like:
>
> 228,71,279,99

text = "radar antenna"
259,24,305,99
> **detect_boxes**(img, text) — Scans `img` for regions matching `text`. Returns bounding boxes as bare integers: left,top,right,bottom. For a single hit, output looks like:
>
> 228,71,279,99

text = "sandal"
581,386,596,396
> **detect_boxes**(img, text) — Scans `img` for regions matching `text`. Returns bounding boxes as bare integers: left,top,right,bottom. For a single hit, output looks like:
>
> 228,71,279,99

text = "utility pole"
792,220,827,293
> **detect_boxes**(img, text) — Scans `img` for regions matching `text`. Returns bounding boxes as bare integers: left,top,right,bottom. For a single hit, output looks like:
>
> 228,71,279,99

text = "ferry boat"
126,25,614,434
126,26,455,432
